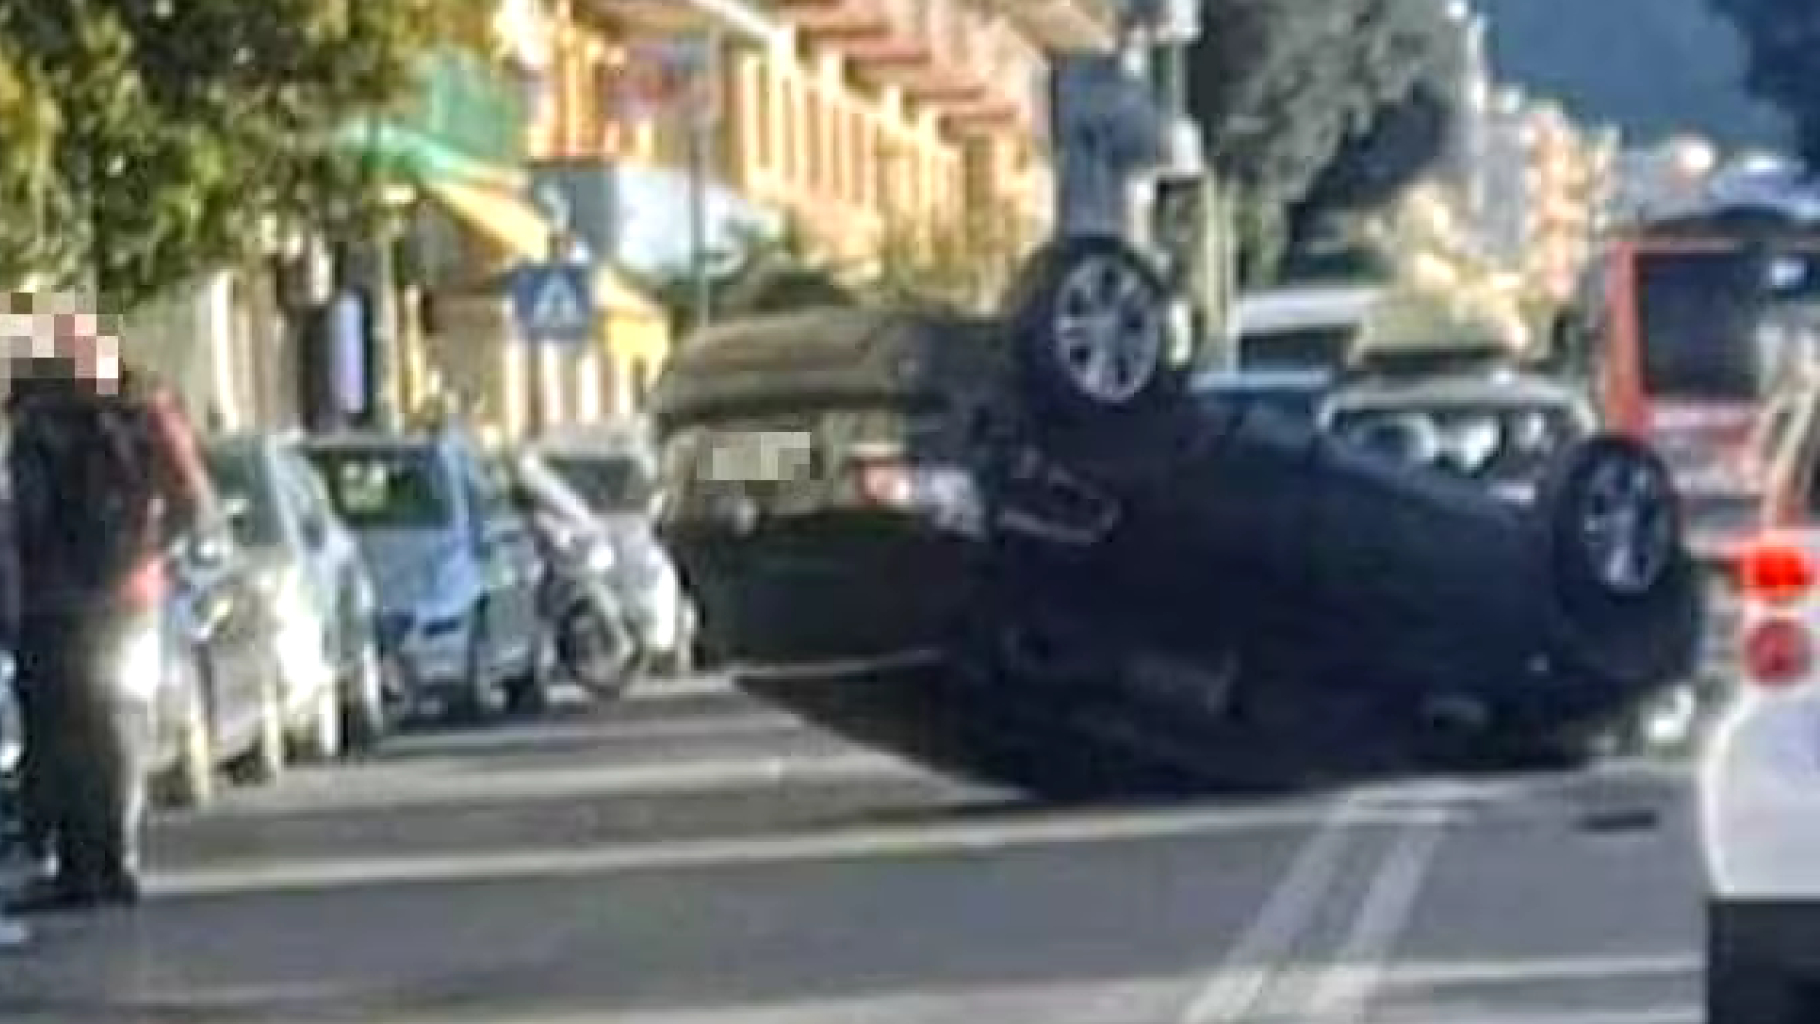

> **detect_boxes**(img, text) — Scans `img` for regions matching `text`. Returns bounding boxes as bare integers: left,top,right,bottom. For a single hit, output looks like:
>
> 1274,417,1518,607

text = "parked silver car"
300,431,551,721
205,434,389,754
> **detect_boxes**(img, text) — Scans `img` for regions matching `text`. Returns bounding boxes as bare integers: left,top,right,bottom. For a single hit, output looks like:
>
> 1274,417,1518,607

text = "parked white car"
206,434,389,755
1700,532,1820,1020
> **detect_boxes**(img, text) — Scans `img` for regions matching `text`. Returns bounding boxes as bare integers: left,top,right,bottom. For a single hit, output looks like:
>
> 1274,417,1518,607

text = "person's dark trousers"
12,605,147,909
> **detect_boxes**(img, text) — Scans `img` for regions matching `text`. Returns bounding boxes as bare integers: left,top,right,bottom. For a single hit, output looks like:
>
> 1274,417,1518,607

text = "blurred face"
2,306,122,396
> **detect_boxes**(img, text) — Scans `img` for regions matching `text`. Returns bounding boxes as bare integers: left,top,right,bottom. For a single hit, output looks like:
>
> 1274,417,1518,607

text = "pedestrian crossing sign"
510,262,595,345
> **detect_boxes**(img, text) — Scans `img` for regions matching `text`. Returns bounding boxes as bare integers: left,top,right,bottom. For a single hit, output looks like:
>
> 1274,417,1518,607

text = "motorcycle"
515,486,642,701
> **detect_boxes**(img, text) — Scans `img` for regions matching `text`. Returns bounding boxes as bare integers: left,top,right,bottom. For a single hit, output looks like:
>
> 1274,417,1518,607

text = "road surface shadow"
731,664,1456,803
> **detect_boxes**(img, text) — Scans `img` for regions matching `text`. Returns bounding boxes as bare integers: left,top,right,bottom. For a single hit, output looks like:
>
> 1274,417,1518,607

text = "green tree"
1709,0,1820,165
0,43,70,290
1189,0,1459,283
0,0,481,306
872,206,1029,311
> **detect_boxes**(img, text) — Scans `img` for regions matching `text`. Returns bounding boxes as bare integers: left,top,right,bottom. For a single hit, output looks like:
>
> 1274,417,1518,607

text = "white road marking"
1177,794,1371,1024
1367,1009,1698,1024
228,751,927,813
1382,953,1700,988
153,798,1445,898
1301,817,1451,1021
381,711,800,754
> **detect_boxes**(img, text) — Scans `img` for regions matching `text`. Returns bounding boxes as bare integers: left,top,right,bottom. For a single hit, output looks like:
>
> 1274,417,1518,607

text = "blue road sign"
510,262,595,345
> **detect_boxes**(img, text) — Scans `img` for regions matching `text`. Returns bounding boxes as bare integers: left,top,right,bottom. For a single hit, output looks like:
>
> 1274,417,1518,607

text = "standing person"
5,317,211,912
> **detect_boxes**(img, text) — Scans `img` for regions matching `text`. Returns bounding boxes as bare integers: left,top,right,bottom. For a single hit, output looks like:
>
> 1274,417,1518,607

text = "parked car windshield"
542,452,655,515
202,446,286,548
304,446,456,531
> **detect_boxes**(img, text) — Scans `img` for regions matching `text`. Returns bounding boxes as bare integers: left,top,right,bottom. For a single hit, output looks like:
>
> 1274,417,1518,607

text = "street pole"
686,30,721,336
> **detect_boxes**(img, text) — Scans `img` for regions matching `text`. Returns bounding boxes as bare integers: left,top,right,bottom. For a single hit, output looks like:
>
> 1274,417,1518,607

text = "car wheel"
1708,900,1805,1023
504,628,554,717
446,606,503,724
229,668,286,785
1544,436,1681,606
1002,236,1178,422
341,641,389,753
153,669,214,811
291,684,342,762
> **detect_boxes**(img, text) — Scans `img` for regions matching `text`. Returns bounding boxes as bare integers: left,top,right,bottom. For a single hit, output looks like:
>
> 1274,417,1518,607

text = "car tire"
1002,236,1180,423
153,668,214,811
229,668,286,785
505,629,554,717
1542,435,1683,608
341,640,389,753
1538,435,1703,693
291,684,342,762
1708,900,1804,1024
447,605,503,724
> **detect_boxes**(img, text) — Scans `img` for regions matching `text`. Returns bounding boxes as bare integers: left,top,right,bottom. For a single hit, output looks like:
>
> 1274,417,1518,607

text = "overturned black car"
652,239,1703,789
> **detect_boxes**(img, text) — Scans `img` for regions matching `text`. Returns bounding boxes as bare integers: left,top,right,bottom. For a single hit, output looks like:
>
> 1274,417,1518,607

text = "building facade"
530,0,1092,301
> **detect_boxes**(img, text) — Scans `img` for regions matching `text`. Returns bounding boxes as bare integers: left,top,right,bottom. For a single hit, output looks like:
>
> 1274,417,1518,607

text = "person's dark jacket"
6,368,213,616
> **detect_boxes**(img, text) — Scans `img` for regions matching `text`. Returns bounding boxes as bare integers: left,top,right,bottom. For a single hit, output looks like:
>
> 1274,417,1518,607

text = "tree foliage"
1709,0,1820,166
872,207,1031,311
0,0,482,307
1189,0,1461,282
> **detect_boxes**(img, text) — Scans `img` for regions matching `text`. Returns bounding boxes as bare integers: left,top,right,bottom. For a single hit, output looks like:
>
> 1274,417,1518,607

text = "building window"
781,78,798,184
808,90,825,193
833,105,848,203
753,60,772,172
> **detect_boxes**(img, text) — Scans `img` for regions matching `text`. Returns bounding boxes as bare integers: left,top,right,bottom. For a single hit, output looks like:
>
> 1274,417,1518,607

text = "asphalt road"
0,675,1701,1024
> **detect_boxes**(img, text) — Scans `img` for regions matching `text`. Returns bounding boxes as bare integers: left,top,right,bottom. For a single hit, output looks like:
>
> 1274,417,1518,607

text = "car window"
542,452,655,514
202,447,287,548
304,446,456,531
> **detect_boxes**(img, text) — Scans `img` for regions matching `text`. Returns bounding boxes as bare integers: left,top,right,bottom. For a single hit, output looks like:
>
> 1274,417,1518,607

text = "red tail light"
1738,541,1817,606
1743,617,1812,688
856,460,916,507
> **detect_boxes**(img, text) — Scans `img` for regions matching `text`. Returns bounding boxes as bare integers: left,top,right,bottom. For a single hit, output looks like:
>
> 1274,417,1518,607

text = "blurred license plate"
706,430,814,483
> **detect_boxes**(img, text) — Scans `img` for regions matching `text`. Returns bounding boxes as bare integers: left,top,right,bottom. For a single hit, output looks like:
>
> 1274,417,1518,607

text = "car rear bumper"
1702,689,1820,901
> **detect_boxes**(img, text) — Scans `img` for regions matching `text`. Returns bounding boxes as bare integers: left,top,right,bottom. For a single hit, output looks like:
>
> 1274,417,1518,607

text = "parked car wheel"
290,684,342,762
153,661,214,811
341,640,389,752
1004,236,1177,422
447,606,504,724
505,629,555,716
229,670,286,785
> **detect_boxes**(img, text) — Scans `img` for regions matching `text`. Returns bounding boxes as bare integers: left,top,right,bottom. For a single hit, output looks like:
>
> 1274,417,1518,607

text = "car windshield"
201,446,286,548
303,446,454,530
542,452,654,514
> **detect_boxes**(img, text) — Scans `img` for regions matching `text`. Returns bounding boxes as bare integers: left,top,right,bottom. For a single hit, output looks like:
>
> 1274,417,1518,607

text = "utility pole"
685,30,722,336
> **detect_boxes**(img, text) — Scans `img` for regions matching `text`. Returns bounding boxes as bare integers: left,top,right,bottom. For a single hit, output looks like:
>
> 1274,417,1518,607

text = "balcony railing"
945,18,1048,137
776,0,1051,134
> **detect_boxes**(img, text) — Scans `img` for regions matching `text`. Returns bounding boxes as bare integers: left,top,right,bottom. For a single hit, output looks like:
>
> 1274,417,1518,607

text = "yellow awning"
420,177,667,322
